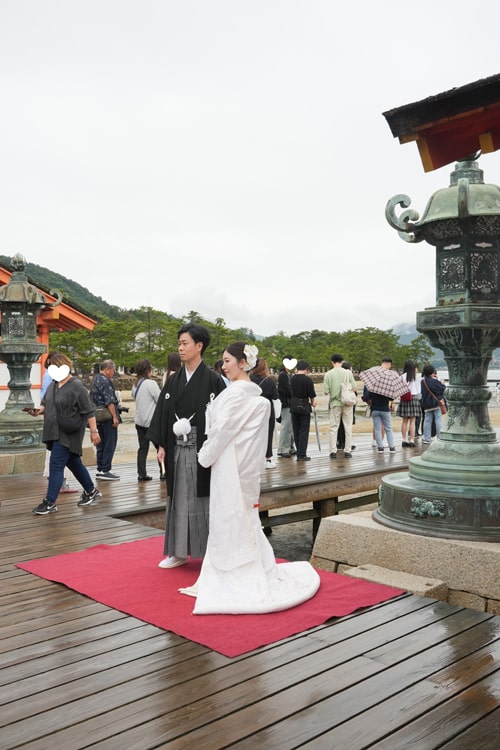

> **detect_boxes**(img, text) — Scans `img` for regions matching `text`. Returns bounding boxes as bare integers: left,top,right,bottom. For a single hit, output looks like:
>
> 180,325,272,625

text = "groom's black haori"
148,361,225,498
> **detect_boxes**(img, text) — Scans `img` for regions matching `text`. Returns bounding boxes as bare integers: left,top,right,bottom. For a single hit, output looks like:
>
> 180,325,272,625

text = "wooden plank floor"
1,442,499,749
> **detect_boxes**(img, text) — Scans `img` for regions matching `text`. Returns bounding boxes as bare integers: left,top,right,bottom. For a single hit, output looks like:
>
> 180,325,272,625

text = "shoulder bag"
94,405,113,423
290,396,310,415
341,372,357,407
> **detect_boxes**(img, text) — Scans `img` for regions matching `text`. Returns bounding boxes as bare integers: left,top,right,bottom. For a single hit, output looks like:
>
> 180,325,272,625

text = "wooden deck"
1,441,499,749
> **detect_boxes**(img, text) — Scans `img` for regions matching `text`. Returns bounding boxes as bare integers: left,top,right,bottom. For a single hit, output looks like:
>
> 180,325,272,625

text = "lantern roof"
0,263,96,333
383,73,500,172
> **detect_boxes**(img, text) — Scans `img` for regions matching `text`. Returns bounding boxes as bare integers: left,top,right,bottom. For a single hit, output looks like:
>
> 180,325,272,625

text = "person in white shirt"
396,360,422,447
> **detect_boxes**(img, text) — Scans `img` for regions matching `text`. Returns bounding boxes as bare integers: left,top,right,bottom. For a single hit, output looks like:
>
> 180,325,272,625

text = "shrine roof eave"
0,267,97,332
383,73,500,172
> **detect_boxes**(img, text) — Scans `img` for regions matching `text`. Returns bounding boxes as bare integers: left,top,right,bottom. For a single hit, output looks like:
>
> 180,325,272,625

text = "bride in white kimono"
179,342,320,614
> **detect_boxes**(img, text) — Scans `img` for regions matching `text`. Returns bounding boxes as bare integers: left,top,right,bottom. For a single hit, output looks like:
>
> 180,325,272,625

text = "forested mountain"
0,254,118,319
1,254,440,372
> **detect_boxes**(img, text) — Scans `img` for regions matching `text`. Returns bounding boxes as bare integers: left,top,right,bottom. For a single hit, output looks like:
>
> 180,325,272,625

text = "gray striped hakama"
163,427,209,559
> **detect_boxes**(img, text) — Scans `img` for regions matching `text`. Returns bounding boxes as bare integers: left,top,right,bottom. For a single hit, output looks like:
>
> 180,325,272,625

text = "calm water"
438,369,500,386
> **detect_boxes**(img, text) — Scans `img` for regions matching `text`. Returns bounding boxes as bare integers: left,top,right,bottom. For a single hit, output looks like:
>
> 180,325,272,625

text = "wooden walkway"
1,441,499,749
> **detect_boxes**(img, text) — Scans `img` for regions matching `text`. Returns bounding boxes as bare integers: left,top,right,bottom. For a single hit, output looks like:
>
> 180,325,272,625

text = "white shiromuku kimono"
180,380,320,614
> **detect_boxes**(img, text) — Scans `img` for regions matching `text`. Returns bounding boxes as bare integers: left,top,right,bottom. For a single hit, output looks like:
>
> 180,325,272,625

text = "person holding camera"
89,359,122,481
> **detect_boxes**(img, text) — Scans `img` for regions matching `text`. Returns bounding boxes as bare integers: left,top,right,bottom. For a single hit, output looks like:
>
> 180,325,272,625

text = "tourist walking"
367,389,397,453
277,355,296,458
396,360,422,447
250,357,279,467
323,353,357,459
41,351,77,493
421,364,446,443
336,361,357,451
28,353,102,515
290,360,317,461
89,359,122,481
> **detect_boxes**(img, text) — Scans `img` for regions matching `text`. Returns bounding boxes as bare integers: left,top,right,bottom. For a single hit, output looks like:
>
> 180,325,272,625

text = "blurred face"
222,351,246,381
178,332,203,368
103,364,116,379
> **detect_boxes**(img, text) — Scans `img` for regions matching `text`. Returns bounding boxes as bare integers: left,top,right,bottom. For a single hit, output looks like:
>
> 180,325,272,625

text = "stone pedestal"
311,511,500,614
0,446,96,475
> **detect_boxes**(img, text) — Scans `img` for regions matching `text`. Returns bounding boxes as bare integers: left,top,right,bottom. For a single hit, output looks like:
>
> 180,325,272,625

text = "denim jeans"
46,440,94,502
371,410,395,449
423,407,442,442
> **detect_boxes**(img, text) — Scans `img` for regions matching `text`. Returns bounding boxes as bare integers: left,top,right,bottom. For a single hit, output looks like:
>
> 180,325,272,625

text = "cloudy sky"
1,1,500,336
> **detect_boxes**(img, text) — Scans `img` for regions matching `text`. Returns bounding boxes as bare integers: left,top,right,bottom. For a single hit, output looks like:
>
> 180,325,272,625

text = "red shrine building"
0,265,97,408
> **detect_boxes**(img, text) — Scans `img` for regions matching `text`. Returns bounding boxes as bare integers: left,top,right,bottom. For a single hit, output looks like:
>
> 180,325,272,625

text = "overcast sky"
1,1,500,336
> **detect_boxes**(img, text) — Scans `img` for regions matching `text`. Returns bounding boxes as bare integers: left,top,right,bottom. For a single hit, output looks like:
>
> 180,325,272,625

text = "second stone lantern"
376,155,500,541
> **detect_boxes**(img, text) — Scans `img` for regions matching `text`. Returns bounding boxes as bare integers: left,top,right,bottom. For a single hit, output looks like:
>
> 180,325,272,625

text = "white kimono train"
181,380,320,614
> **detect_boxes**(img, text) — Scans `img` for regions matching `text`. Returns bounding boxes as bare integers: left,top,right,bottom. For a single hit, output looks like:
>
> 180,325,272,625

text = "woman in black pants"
250,358,279,468
290,360,317,461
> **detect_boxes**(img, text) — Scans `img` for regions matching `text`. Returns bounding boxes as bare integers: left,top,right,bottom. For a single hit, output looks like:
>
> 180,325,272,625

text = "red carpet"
17,536,404,657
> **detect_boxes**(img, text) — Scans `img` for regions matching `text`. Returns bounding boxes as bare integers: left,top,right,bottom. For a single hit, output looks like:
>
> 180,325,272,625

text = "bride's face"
222,351,245,381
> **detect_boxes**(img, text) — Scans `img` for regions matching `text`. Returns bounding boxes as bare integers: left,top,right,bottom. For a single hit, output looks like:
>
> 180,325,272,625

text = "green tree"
49,329,96,375
400,334,436,369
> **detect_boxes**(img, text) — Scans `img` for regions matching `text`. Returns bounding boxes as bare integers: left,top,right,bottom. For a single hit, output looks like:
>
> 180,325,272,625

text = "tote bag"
341,372,357,407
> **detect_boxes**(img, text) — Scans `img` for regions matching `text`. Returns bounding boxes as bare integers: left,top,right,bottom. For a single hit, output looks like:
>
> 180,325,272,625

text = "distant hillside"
0,254,119,320
1,256,484,365
392,321,445,364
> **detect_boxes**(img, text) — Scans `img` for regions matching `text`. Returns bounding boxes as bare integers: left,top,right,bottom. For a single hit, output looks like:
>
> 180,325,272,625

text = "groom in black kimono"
148,323,226,568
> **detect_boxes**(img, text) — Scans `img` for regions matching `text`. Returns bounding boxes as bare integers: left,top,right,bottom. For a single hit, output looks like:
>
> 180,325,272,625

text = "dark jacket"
290,373,316,414
147,361,225,497
367,391,392,412
421,376,446,410
277,368,293,408
42,378,95,456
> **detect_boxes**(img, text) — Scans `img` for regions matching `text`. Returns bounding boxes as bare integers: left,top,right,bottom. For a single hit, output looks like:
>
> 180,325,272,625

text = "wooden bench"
258,438,423,538
112,440,422,540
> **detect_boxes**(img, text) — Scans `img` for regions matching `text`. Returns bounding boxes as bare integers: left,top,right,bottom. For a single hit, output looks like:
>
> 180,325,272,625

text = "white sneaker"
372,440,377,447
158,556,187,569
265,459,277,468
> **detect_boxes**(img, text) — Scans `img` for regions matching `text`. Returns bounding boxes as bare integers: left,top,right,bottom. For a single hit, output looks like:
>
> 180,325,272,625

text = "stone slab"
0,446,95,475
0,449,45,475
343,563,448,601
311,511,500,601
487,599,500,615
447,590,486,611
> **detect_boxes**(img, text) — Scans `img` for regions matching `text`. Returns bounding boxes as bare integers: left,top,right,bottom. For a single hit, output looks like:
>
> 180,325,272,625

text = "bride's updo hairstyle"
225,342,258,371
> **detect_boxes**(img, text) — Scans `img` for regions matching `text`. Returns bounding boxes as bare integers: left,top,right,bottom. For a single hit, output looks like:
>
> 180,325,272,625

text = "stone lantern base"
374,468,500,542
0,411,43,451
